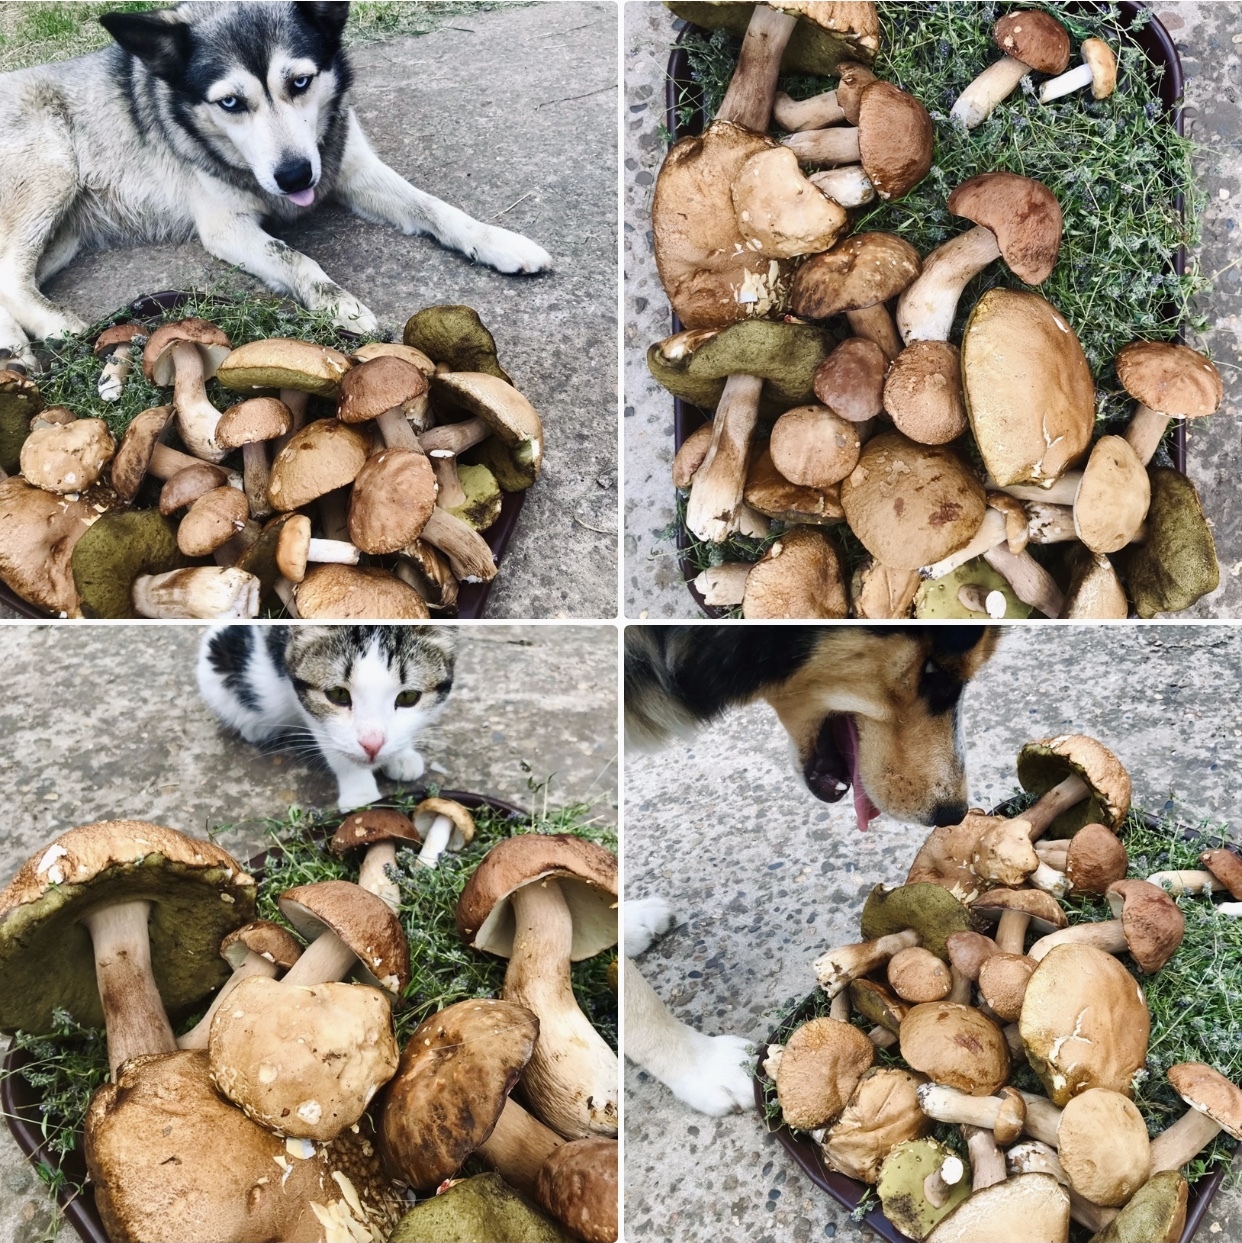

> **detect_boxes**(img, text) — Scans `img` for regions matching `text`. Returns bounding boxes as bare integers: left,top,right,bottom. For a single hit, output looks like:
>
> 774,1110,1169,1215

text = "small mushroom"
93,324,146,402
275,511,360,583
951,10,1071,128
1040,38,1118,103
214,397,294,518
142,319,232,462
877,1138,972,1240
176,486,250,557
813,337,887,423
329,808,422,911
412,797,476,869
888,946,953,1003
337,355,429,451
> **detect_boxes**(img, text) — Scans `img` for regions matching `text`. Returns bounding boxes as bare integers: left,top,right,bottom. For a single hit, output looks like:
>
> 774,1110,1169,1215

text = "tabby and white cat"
197,625,456,811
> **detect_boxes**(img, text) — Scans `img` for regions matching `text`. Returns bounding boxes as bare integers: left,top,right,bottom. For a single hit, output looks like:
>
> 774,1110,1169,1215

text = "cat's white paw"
624,895,677,958
337,770,382,812
663,1031,755,1116
381,749,425,783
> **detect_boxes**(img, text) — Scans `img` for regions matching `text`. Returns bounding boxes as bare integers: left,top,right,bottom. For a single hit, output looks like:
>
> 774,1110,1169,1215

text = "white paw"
0,344,38,374
470,226,552,275
624,895,677,958
665,1031,755,1115
337,771,382,812
325,290,379,335
381,749,425,783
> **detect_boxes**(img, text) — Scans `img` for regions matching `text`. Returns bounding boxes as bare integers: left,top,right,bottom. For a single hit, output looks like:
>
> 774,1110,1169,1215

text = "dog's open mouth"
804,715,880,831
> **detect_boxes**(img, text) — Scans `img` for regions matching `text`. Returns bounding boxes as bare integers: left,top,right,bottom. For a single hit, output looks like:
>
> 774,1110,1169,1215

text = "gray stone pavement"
623,2,1242,618
625,624,1242,1242
2,2,619,620
0,621,617,1243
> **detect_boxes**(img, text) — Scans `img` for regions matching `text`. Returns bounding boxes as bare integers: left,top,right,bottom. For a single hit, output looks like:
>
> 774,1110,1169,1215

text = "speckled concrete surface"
1,2,618,620
625,623,1242,1242
0,621,617,1243
623,2,1242,619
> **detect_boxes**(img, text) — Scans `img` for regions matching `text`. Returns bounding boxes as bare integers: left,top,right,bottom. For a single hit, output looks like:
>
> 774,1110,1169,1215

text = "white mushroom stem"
177,949,284,1050
957,584,1006,618
476,1097,564,1198
430,452,468,509
169,341,226,462
846,304,902,362
869,1025,898,1049
994,475,1081,506
241,442,274,518
98,346,135,402
1148,1103,1228,1174
983,543,1065,618
1028,859,1071,898
774,89,845,131
964,1124,1007,1190
1146,870,1223,896
279,930,358,988
716,4,798,131
897,226,1002,343
694,563,751,606
685,373,764,543
951,55,1033,129
1020,773,1091,838
414,816,457,870
917,1083,1059,1146
1123,403,1175,467
132,566,260,619
1027,919,1127,962
781,126,861,166
923,1154,965,1207
829,990,850,1022
419,507,497,582
1039,61,1097,103
1006,1141,1115,1232
148,441,242,492
1025,502,1077,544
809,166,875,208
376,407,424,452
502,878,618,1139
83,901,177,1076
357,842,400,912
922,509,1007,579
813,929,920,998
1217,903,1242,916
307,537,362,566
420,417,490,456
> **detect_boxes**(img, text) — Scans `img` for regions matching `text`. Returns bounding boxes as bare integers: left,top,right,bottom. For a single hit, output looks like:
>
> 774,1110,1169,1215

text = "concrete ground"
625,624,1242,1242
0,622,618,1243
2,2,618,620
623,2,1242,618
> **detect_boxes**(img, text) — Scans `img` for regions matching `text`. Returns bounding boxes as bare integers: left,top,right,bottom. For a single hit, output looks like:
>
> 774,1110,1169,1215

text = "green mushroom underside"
447,464,503,531
403,307,513,385
1090,1171,1187,1243
71,510,189,618
1016,746,1111,840
877,1139,970,1240
0,388,40,474
0,857,253,1034
389,1174,572,1243
914,559,1033,620
462,437,536,492
859,883,973,960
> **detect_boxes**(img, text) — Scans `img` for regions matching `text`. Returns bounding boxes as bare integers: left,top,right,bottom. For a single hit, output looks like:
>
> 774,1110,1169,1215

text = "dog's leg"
36,227,83,284
334,112,552,275
193,204,379,334
0,307,37,373
624,958,755,1116
624,895,677,958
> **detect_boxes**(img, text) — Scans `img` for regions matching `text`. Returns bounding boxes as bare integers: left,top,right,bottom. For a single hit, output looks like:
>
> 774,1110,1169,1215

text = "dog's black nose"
931,800,968,828
274,158,314,193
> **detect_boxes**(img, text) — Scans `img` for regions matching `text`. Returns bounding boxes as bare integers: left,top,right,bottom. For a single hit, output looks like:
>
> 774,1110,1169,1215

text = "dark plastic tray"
752,808,1233,1243
665,3,1188,618
0,291,524,620
0,789,529,1243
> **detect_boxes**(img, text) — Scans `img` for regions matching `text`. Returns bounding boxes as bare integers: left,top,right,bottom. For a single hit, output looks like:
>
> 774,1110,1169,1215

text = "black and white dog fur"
623,626,999,1115
0,2,550,369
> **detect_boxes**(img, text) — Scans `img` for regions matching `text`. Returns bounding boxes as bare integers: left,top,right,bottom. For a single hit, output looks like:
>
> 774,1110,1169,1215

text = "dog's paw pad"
624,895,677,957
473,228,552,275
668,1032,755,1116
325,293,379,335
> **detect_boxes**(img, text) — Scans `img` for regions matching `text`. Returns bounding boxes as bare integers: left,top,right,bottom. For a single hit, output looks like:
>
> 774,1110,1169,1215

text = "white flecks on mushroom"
297,1100,323,1124
37,844,69,875
258,1064,279,1084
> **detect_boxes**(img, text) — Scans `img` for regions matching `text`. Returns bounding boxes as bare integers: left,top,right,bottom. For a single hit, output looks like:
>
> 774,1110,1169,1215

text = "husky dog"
0,2,550,369
623,625,999,1114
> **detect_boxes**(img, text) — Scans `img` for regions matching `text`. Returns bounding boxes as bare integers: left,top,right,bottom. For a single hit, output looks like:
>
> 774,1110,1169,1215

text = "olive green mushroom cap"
1116,341,1223,418
961,288,1094,487
403,305,514,384
0,820,255,1033
859,882,975,960
776,1016,875,1129
876,1138,971,1241
821,1067,930,1184
215,338,352,396
925,1173,1070,1243
389,1173,572,1243
1122,466,1219,618
0,369,43,474
1090,1171,1188,1243
790,232,921,320
71,508,188,619
1016,733,1131,835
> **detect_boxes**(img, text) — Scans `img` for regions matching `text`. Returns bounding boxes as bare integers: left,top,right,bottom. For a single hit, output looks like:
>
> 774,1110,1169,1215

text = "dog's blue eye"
217,96,242,112
291,76,312,93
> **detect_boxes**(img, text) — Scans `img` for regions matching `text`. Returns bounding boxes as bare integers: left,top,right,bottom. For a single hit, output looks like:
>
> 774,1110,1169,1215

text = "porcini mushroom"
1040,38,1118,103
71,508,189,618
142,319,232,462
276,512,360,584
132,566,261,619
295,564,431,619
20,418,116,495
413,797,476,869
951,10,1071,128
899,1002,1011,1095
176,485,249,557
730,145,848,259
337,355,429,451
775,1016,874,1129
93,323,145,402
821,1067,930,1184
215,397,294,517
1147,1063,1242,1175
1116,341,1224,467
1015,733,1132,838
925,1174,1070,1242
877,1138,972,1240
328,808,421,911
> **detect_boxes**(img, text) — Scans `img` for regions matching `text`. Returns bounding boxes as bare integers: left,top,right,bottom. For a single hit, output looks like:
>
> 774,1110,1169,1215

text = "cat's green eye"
395,690,422,708
325,686,352,706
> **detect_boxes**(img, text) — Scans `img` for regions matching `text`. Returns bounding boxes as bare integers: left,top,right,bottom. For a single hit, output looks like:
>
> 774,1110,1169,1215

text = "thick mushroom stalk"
418,507,498,583
684,373,764,542
169,342,227,463
918,1083,1058,1146
774,89,845,131
814,929,920,998
503,879,618,1139
782,125,860,166
416,819,456,868
898,227,1002,343
1149,1101,1231,1174
131,566,260,619
477,1097,564,1197
1006,1142,1116,1232
716,5,799,131
951,55,1033,128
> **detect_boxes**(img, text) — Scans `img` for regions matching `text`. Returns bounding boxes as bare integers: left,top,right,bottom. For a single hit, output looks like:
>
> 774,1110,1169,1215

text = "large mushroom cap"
924,1173,1070,1243
790,232,921,320
0,477,102,615
821,1067,929,1184
1166,1063,1242,1141
776,1016,875,1129
142,319,232,386
1104,879,1184,972
379,998,538,1189
883,341,967,445
1056,1087,1150,1206
456,835,618,961
20,419,116,495
535,1138,618,1243
295,564,432,619
961,288,1095,487
1116,341,1223,418
1016,734,1130,835
389,1172,570,1243
741,526,848,618
1074,435,1151,554
432,372,544,481
348,448,438,554
337,355,429,424
403,305,513,383
267,419,370,512
215,397,294,450
994,9,1071,73
857,80,933,200
215,338,352,396
898,1002,1010,1095
840,431,986,571
947,173,1062,285
71,508,188,618
731,145,848,257
0,821,255,1033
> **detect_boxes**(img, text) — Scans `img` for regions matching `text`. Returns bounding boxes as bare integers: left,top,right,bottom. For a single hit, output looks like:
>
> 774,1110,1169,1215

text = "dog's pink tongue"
842,716,880,831
288,188,315,207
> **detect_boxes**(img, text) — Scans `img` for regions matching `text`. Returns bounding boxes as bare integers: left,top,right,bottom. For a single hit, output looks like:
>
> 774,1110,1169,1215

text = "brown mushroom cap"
813,337,887,422
972,887,1068,936
348,448,438,555
220,920,303,971
93,323,145,355
857,80,934,201
1166,1063,1242,1140
142,319,231,386
744,447,845,525
790,232,921,320
977,953,1035,1023
215,338,352,396
947,173,1062,285
898,1003,1010,1095
215,397,294,450
535,1138,618,1243
352,341,436,375
456,835,618,961
741,526,848,619
295,564,431,620
177,485,249,556
159,463,233,515
1116,341,1224,418
337,355,429,425
992,1086,1027,1146
277,880,411,996
769,404,861,488
1104,879,1184,972
883,341,967,445
330,808,421,856
840,431,986,570
1056,1087,1150,1206
924,1173,1069,1243
673,422,714,490
776,1016,875,1129
267,419,370,511
1016,734,1131,835
887,946,952,1004
1074,435,1151,554
1199,849,1242,900
821,1067,930,1184
906,815,997,905
274,513,315,583
20,419,116,494
1063,822,1129,894
111,406,173,502
994,10,1071,73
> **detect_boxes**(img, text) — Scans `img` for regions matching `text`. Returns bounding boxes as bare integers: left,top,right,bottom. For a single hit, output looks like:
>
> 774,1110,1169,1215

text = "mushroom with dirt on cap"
328,807,421,911
215,396,294,518
142,319,232,462
925,1173,1071,1242
294,564,431,619
1116,340,1224,467
876,1138,972,1240
20,418,115,496
267,418,370,514
898,1002,1011,1096
951,10,1071,128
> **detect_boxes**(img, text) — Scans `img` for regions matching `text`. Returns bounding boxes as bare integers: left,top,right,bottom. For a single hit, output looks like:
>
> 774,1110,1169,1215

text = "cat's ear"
418,626,458,659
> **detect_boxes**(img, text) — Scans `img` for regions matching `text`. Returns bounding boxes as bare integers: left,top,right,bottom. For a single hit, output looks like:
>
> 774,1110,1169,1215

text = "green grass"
1,782,615,1242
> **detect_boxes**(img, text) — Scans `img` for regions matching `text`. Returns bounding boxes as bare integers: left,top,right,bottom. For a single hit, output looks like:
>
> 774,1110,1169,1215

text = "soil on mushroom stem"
667,0,1207,580
758,799,1242,1239
1,780,616,1243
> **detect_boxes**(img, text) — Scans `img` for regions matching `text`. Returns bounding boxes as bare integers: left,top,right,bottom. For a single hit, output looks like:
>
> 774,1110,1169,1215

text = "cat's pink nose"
359,732,385,760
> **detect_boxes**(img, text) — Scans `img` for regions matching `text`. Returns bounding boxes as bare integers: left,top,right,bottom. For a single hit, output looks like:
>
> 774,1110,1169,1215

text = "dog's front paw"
381,749,425,783
624,895,677,958
320,288,380,335
666,1032,755,1115
471,226,552,275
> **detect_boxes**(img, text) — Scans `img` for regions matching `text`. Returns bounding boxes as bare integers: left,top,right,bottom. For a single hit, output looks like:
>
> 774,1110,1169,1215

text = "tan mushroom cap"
1020,943,1150,1105
770,404,861,488
790,232,921,320
887,946,952,1003
944,930,1001,982
840,431,986,570
267,419,370,511
380,998,539,1189
1116,340,1224,418
948,173,1063,285
1016,734,1132,834
0,478,103,615
994,9,1071,73
744,448,844,525
992,1086,1027,1145
111,405,173,501
857,80,934,201
456,834,618,961
535,1138,618,1243
1080,39,1118,99
274,513,314,582
414,798,476,848
972,887,1068,934
177,485,249,556
883,341,967,445
1063,822,1129,894
330,808,421,856
433,372,544,481
348,448,438,555
1199,849,1242,900
20,418,116,494
142,319,232,386
215,397,293,450
673,422,714,489
1074,435,1151,554
813,337,887,422
337,355,429,425
1104,879,1184,972
93,323,145,355
742,526,848,618
898,1002,1010,1095
924,1173,1069,1243
836,60,878,124
821,1067,930,1184
295,564,431,620
977,952,1035,1022
731,145,848,258
159,463,233,515
352,341,436,376
215,337,352,396
905,814,997,904
1057,1088,1150,1206
776,1016,875,1130
278,879,411,996
220,919,303,971
1167,1063,1242,1140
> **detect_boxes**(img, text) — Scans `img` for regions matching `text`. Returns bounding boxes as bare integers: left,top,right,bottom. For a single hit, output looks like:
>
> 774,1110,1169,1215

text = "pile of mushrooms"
652,4,1222,619
760,732,1242,1242
0,303,543,618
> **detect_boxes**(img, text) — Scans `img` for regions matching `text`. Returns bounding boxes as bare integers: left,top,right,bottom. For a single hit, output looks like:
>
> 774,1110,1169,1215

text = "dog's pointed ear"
296,2,352,38
99,10,191,81
927,625,1000,678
